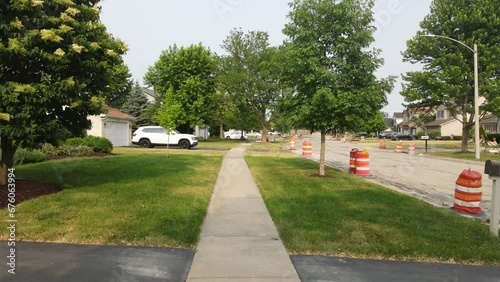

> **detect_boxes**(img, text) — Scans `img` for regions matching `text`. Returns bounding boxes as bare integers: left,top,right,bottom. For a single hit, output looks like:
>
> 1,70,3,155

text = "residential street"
295,136,494,218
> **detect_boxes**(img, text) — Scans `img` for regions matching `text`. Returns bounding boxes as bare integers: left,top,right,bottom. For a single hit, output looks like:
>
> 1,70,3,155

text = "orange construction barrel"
396,141,403,153
355,150,370,176
453,169,482,214
302,141,312,156
349,148,359,174
379,139,386,149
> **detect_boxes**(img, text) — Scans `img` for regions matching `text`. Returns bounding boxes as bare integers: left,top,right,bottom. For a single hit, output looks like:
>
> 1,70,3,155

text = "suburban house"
397,109,418,135
383,117,395,131
393,112,403,130
395,108,433,135
481,114,500,134
421,105,463,137
142,87,159,103
87,105,136,147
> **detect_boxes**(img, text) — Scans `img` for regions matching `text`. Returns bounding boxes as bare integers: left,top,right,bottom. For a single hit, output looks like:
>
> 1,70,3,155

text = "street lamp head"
419,33,475,53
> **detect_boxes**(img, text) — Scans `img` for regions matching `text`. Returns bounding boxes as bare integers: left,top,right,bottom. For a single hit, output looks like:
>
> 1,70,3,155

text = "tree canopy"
402,0,500,151
0,0,128,184
282,0,394,175
144,44,218,133
219,29,289,142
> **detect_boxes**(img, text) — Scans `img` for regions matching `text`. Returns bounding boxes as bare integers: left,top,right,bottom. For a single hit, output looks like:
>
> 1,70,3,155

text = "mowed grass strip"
1,152,223,248
245,154,500,265
428,151,500,162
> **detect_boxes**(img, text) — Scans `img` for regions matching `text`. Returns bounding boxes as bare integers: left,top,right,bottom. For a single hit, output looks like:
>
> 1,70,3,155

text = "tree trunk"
461,124,469,153
1,137,15,185
219,123,224,139
261,127,268,143
461,109,469,153
319,128,326,176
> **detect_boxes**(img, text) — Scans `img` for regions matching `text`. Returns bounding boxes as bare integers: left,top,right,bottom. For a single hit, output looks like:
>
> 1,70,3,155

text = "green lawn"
245,154,500,265
428,151,500,162
196,139,250,149
1,149,223,248
360,138,468,150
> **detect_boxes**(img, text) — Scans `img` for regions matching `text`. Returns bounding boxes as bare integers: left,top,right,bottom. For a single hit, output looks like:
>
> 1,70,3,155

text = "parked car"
378,131,393,138
356,132,368,137
246,131,262,138
132,126,198,149
391,133,417,141
224,130,248,140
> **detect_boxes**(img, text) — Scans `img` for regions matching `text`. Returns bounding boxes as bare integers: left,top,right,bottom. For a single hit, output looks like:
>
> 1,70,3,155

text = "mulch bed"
1,180,61,208
1,152,113,208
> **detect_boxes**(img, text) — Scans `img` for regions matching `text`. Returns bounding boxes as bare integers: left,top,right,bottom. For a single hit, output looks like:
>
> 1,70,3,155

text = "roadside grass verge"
245,154,500,265
196,139,250,149
249,139,291,150
359,139,468,151
428,151,500,162
1,150,223,248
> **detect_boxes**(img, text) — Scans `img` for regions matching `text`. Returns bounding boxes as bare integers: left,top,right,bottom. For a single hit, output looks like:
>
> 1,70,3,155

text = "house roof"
425,117,455,127
142,88,159,99
384,118,395,127
393,112,403,118
481,114,498,124
103,105,136,120
398,121,417,128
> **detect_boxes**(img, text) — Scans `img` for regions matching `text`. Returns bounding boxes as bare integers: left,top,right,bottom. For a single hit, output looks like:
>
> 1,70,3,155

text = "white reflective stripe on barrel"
454,199,481,208
455,184,482,194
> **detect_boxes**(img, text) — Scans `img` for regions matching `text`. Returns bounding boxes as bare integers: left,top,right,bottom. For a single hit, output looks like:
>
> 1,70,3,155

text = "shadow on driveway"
0,241,194,282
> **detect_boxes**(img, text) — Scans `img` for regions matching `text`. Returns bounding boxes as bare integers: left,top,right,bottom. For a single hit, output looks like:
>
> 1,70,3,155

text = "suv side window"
143,128,153,133
152,128,166,134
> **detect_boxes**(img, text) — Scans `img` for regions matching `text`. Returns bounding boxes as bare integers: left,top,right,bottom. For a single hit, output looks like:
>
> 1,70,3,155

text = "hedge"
65,136,113,153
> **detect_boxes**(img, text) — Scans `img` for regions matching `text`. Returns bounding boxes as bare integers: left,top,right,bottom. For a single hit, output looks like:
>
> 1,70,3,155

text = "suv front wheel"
179,140,191,149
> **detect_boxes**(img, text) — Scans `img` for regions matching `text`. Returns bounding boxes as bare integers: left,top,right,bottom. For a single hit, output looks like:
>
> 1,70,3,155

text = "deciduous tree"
283,0,394,176
219,29,289,143
144,44,217,133
0,0,127,184
402,0,500,152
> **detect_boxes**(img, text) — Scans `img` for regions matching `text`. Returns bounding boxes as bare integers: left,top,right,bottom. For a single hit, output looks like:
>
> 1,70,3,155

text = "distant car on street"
378,131,393,138
391,133,417,141
224,130,248,140
246,131,262,138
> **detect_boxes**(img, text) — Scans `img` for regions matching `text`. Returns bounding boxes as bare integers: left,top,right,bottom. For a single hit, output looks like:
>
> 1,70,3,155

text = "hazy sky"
100,0,433,115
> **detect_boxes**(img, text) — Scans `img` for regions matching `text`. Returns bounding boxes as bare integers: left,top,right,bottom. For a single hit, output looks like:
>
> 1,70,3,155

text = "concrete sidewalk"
187,145,300,281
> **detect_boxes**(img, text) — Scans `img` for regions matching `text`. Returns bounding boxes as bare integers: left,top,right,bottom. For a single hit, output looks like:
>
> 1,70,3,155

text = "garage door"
106,121,130,147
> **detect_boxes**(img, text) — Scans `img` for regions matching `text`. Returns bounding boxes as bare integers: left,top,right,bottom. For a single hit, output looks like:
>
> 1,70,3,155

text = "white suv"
132,126,198,149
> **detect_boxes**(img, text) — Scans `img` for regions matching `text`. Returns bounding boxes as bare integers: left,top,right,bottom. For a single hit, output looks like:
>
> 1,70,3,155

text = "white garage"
87,106,135,147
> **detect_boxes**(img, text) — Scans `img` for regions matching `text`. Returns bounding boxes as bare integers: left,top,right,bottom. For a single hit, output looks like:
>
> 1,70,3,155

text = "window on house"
437,110,445,119
483,124,498,133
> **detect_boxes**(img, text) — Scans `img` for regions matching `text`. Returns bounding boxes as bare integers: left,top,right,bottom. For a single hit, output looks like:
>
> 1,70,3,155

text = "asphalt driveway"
0,241,194,282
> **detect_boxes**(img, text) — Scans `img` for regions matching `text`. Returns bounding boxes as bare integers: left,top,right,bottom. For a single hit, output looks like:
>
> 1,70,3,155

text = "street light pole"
421,34,480,159
473,44,480,160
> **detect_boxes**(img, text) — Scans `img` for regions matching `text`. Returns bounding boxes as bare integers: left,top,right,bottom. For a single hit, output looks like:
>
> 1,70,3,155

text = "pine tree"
121,82,152,129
